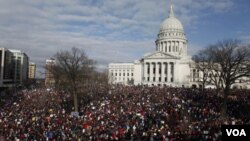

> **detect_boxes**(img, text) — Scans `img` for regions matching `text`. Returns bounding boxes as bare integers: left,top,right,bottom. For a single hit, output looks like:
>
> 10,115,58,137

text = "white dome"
159,4,184,31
160,17,183,31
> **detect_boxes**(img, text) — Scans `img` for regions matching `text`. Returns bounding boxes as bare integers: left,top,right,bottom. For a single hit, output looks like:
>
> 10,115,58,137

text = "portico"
108,0,192,87
143,60,175,84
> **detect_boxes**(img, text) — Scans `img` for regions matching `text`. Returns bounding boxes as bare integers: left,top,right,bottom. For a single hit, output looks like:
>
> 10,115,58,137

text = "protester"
0,86,249,140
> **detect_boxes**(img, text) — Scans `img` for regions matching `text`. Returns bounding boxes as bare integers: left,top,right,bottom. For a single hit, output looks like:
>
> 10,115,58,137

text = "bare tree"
196,40,250,117
192,50,210,91
193,49,224,93
52,47,95,112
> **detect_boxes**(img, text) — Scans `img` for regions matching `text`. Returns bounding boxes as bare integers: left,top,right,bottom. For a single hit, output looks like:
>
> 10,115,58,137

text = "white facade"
108,4,192,87
108,63,135,85
108,3,250,88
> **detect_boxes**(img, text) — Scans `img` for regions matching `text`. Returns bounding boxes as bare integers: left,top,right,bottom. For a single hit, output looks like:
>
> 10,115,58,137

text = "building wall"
108,63,134,85
0,48,29,87
9,49,29,86
45,58,56,86
0,48,15,87
133,61,142,85
28,62,36,79
108,3,250,89
138,57,192,87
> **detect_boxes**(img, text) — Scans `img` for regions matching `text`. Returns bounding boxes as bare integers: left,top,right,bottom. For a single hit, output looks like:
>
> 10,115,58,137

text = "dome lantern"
159,0,184,32
155,0,188,56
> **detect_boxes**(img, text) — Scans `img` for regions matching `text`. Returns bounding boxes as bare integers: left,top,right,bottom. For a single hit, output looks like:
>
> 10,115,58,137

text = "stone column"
161,42,163,52
161,62,165,82
150,62,154,82
164,42,167,52
155,62,159,82
163,42,165,52
170,42,172,52
177,41,179,52
162,42,164,52
173,41,175,52
167,62,171,82
174,62,177,83
172,63,174,82
148,63,150,82
172,41,175,52
144,62,148,82
169,42,171,52
165,41,168,52
175,41,177,52
167,42,169,52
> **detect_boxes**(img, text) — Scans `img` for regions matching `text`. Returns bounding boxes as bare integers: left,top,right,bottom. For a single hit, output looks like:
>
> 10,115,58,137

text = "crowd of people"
0,85,249,140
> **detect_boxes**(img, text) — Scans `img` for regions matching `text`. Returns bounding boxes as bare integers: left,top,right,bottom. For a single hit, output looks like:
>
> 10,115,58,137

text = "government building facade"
108,3,250,88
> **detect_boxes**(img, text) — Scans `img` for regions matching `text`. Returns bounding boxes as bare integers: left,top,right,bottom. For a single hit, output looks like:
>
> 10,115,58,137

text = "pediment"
143,51,178,59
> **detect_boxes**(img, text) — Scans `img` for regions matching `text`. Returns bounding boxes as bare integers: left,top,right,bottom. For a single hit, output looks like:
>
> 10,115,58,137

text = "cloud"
0,0,236,78
188,43,204,56
240,36,250,44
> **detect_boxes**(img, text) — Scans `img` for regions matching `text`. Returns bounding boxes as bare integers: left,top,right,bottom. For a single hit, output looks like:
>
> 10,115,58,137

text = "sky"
0,0,249,78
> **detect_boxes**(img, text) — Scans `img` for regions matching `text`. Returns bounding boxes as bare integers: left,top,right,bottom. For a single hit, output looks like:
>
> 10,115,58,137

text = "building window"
147,77,150,81
123,73,125,76
127,73,129,76
193,69,198,79
171,64,174,75
165,77,167,82
115,73,117,76
169,46,171,52
159,77,161,82
147,65,150,74
119,73,121,76
131,73,133,76
153,66,155,74
111,73,113,76
153,77,155,82
171,78,173,82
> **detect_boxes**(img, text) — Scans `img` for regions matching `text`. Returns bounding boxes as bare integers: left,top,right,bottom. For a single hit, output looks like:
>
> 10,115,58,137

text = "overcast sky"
0,0,249,78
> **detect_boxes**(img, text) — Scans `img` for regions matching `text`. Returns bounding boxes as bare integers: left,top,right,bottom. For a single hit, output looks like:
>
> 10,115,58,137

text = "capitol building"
108,3,250,88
